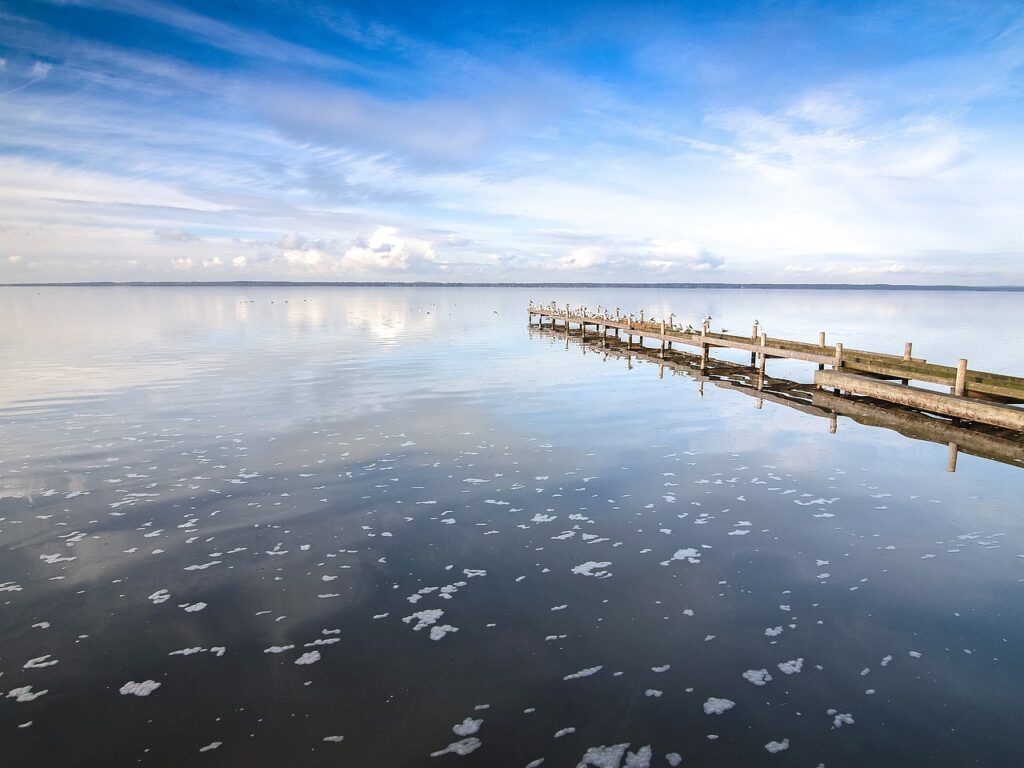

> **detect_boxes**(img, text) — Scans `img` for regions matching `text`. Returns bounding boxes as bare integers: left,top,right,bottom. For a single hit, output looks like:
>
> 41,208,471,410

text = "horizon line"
2,280,1024,292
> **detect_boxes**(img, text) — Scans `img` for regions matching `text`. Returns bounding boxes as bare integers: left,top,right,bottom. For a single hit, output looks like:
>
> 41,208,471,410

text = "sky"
1,0,1023,284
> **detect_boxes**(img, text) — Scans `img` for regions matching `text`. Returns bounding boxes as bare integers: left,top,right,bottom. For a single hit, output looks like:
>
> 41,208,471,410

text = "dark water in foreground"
2,286,1023,767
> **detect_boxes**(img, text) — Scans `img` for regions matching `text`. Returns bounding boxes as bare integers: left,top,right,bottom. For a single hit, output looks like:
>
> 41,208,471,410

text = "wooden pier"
528,316,1024,472
528,302,1024,436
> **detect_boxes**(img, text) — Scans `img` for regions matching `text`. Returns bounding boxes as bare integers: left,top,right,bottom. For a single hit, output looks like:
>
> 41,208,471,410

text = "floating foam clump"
703,698,735,715
119,680,161,696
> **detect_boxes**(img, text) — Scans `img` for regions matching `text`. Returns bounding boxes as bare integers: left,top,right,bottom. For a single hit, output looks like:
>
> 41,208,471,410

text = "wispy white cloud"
29,60,52,78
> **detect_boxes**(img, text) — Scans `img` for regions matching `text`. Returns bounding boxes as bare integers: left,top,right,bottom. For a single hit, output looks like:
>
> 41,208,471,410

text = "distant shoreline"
2,281,1023,292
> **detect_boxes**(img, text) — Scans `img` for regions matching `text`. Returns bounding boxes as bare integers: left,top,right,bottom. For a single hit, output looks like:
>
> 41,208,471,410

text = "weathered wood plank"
815,371,1024,431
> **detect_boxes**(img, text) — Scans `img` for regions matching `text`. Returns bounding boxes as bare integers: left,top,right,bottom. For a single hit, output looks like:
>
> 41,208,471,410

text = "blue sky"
1,0,1022,283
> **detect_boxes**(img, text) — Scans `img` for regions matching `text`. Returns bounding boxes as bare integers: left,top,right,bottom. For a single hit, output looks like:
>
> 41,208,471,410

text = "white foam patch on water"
571,561,613,578
32,622,51,629
264,645,295,653
764,626,784,637
564,665,603,681
645,689,663,697
703,698,735,715
7,686,48,702
659,548,701,566
525,760,545,768
119,680,161,696
743,669,772,686
39,553,77,564
554,727,576,738
23,655,58,669
666,753,682,767
430,737,482,757
764,739,790,753
169,647,204,656
148,589,171,604
577,743,629,767
881,654,893,666
295,651,321,665
777,658,804,675
651,665,670,673
624,745,652,768
199,742,221,752
453,718,482,736
323,735,344,742
182,602,207,612
183,561,222,571
831,711,855,727
430,625,459,641
909,651,922,658
403,609,444,631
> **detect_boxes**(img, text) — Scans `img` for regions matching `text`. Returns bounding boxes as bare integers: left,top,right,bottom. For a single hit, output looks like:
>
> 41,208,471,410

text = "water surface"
2,286,1023,767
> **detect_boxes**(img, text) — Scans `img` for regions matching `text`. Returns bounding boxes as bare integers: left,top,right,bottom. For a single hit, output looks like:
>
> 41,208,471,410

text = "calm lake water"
2,285,1023,767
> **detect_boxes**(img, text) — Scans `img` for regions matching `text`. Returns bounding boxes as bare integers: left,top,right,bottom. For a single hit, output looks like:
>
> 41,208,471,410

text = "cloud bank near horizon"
1,0,1023,284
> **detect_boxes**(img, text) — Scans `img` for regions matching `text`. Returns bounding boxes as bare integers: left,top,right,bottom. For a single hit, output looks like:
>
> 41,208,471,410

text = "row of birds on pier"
529,301,760,336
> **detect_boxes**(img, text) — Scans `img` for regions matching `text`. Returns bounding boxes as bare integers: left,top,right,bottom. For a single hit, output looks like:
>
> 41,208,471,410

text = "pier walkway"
528,302,1024,433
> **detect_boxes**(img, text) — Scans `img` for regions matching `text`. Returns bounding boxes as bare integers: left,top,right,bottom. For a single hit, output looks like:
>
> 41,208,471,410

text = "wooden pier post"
758,332,767,378
818,331,826,370
834,342,844,371
947,442,959,472
660,320,666,359
750,321,760,366
904,342,913,362
954,359,968,396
